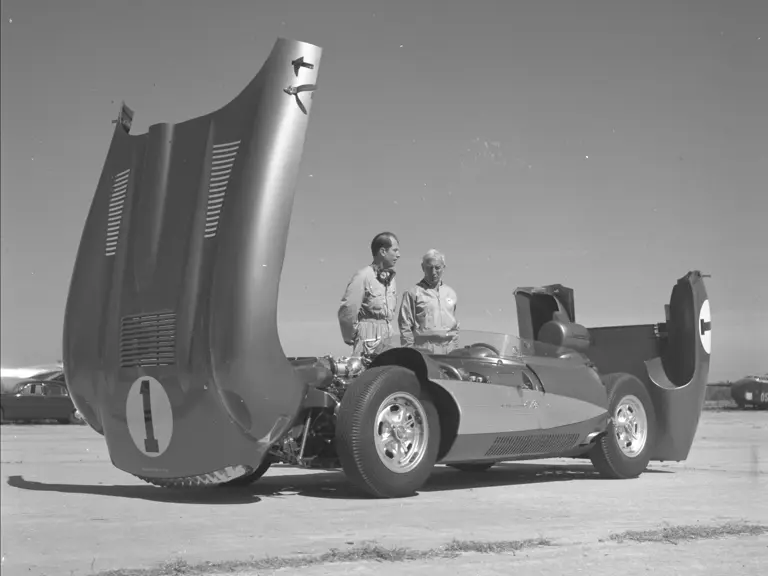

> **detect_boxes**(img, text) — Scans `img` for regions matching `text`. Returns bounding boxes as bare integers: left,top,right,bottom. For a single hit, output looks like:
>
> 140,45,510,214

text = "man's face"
422,258,445,285
380,239,400,269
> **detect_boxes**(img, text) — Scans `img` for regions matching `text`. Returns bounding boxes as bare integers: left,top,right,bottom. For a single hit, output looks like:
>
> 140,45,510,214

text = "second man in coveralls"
398,249,460,354
337,232,401,357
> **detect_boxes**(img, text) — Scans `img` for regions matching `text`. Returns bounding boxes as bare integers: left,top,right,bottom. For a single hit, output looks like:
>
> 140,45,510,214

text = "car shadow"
5,475,262,505
6,462,672,504
245,461,671,500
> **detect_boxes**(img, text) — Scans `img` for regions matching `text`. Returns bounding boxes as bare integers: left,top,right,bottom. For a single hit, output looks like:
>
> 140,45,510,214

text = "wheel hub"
374,392,429,473
613,394,648,458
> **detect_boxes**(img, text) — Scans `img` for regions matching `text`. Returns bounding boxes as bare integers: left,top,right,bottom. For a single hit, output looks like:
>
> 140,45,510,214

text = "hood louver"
105,169,130,256
204,140,241,239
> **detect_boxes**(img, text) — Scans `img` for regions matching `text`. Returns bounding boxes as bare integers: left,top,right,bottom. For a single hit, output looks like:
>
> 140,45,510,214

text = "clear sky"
1,0,766,381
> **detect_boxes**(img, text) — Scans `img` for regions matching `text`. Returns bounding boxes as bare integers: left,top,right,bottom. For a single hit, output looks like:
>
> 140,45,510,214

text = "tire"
68,410,85,425
335,365,441,498
219,458,272,487
448,463,495,473
589,373,657,479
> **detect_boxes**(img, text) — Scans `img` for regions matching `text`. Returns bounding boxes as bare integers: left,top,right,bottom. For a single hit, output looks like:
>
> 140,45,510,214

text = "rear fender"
587,271,711,461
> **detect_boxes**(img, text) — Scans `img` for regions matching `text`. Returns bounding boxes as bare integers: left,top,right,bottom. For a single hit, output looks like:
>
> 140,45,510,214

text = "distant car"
731,375,768,409
0,371,84,424
1,364,64,394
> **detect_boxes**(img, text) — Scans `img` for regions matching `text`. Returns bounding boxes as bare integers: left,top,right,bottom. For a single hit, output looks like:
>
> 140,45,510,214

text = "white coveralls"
398,279,460,354
337,265,398,357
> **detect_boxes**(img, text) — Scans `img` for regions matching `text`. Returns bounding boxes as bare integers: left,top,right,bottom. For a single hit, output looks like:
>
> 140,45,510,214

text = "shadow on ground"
5,462,672,504
5,475,262,504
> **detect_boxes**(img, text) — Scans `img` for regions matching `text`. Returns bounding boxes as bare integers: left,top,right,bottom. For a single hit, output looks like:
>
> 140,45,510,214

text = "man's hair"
370,232,399,257
422,249,445,265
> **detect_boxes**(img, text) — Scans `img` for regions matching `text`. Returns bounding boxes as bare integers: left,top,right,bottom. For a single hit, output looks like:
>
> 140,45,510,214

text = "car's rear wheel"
336,365,440,498
589,373,657,479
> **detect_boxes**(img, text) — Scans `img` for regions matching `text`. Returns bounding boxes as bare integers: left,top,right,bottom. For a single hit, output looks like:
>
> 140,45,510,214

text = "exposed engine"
268,354,371,469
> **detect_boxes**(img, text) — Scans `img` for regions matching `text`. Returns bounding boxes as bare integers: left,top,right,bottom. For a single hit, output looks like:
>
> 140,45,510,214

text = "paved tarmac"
1,410,765,576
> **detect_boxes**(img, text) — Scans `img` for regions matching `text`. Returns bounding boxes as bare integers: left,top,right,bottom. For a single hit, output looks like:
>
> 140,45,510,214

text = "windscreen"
377,329,573,359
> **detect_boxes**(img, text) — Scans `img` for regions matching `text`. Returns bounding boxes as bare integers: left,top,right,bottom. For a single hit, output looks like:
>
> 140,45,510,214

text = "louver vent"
105,169,130,256
204,140,241,239
120,311,177,368
484,433,580,458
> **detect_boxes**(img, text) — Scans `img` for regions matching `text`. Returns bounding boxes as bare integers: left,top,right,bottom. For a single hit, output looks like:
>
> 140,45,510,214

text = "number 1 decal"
140,379,160,453
126,376,173,457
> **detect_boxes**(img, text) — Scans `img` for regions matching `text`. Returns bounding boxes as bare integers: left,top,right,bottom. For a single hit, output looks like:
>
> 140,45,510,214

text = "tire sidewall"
336,366,441,497
599,374,657,477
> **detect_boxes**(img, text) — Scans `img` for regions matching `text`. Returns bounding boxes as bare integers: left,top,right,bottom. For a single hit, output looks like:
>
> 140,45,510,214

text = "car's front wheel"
589,373,657,479
335,365,440,498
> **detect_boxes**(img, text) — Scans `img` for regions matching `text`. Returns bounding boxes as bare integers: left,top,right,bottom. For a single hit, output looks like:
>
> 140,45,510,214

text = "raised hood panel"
62,38,323,479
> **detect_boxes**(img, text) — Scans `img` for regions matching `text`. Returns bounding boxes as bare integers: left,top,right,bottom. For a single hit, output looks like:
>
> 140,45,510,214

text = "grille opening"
484,433,580,458
205,140,241,239
120,311,177,368
105,169,130,256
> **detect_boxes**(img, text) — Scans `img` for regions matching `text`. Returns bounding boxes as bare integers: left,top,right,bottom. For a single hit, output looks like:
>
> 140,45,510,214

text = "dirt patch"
92,538,554,576
92,522,768,576
607,521,767,545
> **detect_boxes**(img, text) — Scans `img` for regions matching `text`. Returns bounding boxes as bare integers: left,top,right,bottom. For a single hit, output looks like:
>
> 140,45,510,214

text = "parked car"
0,371,84,424
731,374,768,409
1,363,63,394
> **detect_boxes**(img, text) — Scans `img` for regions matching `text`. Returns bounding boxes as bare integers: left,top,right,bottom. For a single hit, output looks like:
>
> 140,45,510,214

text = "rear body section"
62,38,323,480
515,271,711,462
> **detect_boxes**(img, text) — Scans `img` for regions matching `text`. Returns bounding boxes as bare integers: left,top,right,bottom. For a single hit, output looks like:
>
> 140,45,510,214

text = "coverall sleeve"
398,290,416,347
338,270,366,346
451,299,460,345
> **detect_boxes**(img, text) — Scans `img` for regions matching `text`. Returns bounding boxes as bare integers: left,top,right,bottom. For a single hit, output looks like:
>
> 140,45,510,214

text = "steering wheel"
437,362,464,380
469,342,501,357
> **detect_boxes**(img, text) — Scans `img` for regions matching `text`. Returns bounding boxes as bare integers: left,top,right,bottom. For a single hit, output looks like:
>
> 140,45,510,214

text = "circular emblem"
126,376,174,457
698,299,711,355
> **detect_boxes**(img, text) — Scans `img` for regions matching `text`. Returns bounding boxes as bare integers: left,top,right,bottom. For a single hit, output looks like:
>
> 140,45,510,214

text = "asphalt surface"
1,409,766,576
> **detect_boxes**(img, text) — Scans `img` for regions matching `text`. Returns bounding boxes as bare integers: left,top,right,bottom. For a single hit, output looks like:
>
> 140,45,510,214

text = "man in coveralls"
398,249,460,354
337,232,401,357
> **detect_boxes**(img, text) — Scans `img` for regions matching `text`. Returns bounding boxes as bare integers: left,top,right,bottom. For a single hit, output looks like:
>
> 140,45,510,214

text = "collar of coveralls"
418,278,443,290
370,262,396,286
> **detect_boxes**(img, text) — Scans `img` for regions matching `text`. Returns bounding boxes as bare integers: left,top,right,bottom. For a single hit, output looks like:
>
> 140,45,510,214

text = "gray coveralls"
338,264,398,357
398,279,460,354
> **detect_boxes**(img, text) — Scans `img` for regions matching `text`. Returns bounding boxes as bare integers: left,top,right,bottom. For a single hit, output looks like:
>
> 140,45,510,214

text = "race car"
62,37,712,499
731,374,768,409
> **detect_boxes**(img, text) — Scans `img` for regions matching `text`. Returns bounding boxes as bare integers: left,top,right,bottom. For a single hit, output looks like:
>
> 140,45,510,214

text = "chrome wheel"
613,394,648,458
373,392,429,473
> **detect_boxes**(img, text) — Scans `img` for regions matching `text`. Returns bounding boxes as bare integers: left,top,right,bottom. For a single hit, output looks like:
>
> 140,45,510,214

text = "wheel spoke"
613,395,648,458
374,392,429,474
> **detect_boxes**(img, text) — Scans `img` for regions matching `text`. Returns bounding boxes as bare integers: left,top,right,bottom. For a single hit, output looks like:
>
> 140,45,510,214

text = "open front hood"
62,38,323,479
